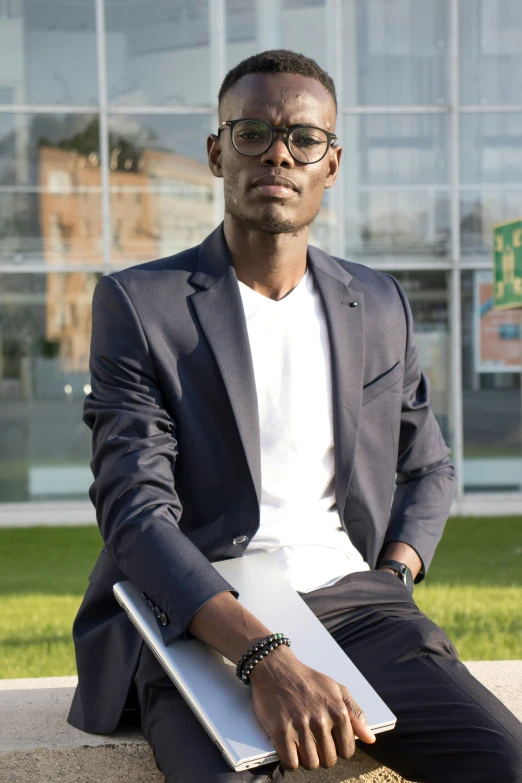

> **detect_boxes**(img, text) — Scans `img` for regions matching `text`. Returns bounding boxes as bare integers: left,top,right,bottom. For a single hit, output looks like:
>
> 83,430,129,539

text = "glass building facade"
1,0,522,513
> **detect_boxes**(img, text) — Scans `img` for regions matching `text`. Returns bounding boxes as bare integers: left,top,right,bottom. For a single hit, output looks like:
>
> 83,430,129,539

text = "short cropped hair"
218,49,337,112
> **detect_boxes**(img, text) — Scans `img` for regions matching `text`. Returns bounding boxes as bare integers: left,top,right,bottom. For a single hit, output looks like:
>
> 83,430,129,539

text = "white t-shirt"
238,269,369,593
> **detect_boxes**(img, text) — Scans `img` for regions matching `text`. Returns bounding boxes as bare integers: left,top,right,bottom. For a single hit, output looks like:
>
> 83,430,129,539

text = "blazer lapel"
191,225,261,504
190,226,365,516
307,246,366,519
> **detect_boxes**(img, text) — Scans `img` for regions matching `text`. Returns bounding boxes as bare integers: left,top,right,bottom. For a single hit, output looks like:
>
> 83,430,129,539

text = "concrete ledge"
2,495,522,527
1,662,521,783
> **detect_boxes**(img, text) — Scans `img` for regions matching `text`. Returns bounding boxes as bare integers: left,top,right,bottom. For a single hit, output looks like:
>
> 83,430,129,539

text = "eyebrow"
245,120,327,129
286,123,323,129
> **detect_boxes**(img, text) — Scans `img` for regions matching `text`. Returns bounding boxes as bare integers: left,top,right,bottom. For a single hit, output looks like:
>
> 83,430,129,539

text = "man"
68,51,522,782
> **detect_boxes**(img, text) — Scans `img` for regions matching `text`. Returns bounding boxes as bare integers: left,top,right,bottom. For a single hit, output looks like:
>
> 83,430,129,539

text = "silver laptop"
113,553,396,772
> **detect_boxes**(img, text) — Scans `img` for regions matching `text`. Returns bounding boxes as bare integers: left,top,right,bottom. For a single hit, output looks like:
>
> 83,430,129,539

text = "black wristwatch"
379,559,414,594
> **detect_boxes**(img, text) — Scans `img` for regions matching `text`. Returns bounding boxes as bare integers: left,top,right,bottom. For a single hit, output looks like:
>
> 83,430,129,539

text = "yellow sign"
493,218,522,310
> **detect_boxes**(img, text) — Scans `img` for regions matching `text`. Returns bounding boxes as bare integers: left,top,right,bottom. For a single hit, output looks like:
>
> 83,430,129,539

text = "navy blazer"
68,224,455,734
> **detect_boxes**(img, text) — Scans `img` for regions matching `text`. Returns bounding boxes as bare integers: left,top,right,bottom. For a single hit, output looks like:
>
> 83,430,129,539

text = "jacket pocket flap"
362,361,403,406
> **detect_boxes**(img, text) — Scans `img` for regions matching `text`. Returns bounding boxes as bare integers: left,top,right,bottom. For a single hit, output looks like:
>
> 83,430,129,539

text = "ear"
324,144,342,190
207,134,223,178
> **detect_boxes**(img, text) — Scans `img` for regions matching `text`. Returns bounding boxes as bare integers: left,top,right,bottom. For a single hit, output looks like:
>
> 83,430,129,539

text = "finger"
309,717,338,768
295,726,321,771
340,687,376,745
330,707,356,760
273,732,299,773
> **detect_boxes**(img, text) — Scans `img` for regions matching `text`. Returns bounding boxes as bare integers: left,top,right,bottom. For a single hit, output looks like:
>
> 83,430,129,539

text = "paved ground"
1,661,521,783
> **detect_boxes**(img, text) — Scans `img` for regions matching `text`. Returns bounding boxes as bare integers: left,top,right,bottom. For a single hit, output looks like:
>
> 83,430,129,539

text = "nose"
260,133,294,168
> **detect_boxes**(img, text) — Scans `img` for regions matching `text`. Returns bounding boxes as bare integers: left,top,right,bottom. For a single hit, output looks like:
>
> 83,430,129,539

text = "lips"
252,176,298,196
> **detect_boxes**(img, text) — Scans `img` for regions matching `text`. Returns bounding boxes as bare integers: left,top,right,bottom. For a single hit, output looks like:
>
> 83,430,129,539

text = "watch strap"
379,559,406,575
379,559,414,594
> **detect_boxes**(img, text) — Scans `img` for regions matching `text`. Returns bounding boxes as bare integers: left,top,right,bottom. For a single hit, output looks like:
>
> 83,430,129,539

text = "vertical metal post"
449,0,464,500
210,0,226,226
327,0,345,258
256,0,283,50
95,0,112,271
516,310,522,492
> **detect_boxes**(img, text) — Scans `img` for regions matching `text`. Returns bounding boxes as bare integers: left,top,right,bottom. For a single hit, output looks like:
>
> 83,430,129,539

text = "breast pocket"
362,361,403,406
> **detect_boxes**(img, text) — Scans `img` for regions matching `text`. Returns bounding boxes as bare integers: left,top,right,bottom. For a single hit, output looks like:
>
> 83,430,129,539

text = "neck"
223,214,309,301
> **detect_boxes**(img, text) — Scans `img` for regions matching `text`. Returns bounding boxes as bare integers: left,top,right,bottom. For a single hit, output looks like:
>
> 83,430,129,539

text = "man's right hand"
250,644,376,771
187,590,376,771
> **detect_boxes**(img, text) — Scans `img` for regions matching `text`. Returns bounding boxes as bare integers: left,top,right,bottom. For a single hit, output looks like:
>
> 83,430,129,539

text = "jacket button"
159,613,168,626
233,535,248,545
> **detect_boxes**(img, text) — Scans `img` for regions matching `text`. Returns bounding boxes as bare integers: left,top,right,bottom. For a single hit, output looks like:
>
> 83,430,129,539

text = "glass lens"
460,113,522,260
342,0,449,107
391,271,451,449
461,270,522,492
105,0,212,106
459,0,522,105
0,113,102,268
343,114,449,261
232,120,272,156
0,0,98,106
289,127,329,163
107,115,215,266
0,272,98,502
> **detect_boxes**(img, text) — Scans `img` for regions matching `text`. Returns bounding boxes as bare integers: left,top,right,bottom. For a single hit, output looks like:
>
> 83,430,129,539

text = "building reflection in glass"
0,114,102,266
0,272,99,502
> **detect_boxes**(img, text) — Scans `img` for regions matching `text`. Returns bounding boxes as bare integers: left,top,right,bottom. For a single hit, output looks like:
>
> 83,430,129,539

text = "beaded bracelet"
235,633,287,678
235,633,291,686
236,633,291,686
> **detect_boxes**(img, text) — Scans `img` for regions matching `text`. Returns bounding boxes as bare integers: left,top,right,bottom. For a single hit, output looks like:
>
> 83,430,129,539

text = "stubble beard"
224,174,313,236
226,203,299,235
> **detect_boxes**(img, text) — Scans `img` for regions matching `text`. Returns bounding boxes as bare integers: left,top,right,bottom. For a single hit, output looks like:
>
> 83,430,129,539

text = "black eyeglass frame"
217,118,338,164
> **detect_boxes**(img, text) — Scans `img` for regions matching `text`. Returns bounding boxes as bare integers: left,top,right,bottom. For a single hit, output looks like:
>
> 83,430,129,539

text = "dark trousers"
134,570,522,783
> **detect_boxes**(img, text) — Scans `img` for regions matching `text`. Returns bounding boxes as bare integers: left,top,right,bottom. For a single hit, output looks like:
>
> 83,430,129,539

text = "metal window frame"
325,0,344,255
209,0,226,227
1,0,521,514
95,0,111,272
4,103,522,115
449,0,464,500
5,491,522,527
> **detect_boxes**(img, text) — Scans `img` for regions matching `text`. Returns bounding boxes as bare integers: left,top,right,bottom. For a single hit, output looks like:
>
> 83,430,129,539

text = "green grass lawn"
0,518,521,679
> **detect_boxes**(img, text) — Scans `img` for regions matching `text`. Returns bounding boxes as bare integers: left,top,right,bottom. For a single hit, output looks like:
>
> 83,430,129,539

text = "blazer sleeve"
84,273,237,644
383,276,456,581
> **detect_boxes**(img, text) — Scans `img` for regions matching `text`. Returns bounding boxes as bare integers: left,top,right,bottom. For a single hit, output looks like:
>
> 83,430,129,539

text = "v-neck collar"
237,268,311,306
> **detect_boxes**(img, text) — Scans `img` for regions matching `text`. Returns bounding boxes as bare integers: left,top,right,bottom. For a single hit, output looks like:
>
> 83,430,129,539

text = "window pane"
226,0,330,78
106,112,340,264
308,189,339,256
344,115,450,261
0,272,99,503
460,113,522,258
107,114,217,264
105,0,213,107
0,0,97,106
388,271,452,446
0,114,102,267
460,0,522,106
342,0,448,106
461,270,522,492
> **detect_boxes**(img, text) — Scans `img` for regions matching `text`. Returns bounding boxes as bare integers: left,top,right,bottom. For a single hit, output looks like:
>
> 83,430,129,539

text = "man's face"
207,72,342,235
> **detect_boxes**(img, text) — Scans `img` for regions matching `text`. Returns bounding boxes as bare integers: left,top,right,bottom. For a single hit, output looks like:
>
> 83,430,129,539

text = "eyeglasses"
217,118,337,165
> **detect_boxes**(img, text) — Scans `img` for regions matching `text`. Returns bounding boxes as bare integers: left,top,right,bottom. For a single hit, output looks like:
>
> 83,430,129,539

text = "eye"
237,131,264,141
233,121,271,145
291,129,327,147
